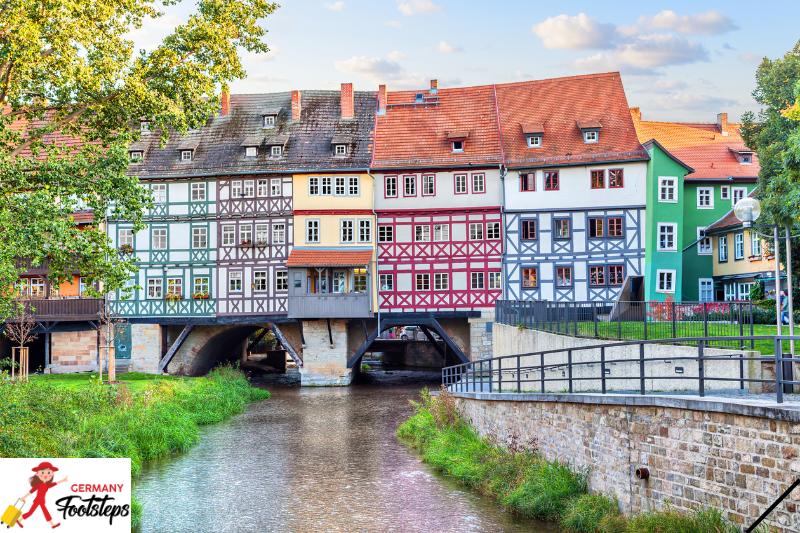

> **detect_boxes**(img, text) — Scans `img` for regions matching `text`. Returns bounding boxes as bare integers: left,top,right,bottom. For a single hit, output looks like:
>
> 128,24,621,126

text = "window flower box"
192,291,210,300
255,240,268,247
239,239,253,247
119,244,134,254
165,293,183,302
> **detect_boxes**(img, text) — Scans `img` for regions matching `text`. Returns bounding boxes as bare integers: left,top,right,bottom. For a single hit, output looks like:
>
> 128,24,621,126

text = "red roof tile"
286,249,373,267
495,73,647,169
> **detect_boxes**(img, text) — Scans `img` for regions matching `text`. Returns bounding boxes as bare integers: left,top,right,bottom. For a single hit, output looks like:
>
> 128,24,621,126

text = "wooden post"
107,345,116,383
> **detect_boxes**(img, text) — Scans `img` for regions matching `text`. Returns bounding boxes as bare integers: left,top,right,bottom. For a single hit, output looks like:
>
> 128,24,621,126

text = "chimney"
717,112,729,136
340,83,354,120
291,90,302,122
377,84,387,116
220,86,230,117
630,107,641,123
430,79,438,94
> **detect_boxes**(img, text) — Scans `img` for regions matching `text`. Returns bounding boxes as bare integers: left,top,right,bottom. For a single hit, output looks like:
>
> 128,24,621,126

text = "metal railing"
442,335,800,404
495,300,756,349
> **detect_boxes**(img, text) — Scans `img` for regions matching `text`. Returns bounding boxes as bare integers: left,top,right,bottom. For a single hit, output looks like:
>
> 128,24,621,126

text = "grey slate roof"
128,90,376,178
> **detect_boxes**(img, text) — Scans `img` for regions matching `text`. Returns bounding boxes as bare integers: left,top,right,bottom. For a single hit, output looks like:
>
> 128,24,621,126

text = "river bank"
0,367,269,527
396,388,759,533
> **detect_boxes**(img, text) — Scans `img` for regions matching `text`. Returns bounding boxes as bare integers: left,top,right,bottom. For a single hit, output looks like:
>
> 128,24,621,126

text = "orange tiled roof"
631,112,760,180
496,73,648,169
286,249,373,267
372,84,502,169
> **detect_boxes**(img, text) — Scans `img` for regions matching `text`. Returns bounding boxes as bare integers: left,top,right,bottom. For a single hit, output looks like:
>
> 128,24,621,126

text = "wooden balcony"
14,298,104,321
288,293,372,319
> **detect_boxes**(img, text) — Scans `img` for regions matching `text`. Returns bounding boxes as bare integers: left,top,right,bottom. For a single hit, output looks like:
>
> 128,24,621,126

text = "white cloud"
325,1,345,11
575,34,708,74
397,0,441,16
335,54,425,89
641,10,737,35
532,13,616,50
437,41,463,54
387,50,407,61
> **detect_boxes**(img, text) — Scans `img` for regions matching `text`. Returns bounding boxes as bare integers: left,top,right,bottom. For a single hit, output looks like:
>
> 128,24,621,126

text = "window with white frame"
270,145,282,157
193,276,210,296
129,150,144,163
309,177,320,196
243,180,255,198
732,187,747,206
697,227,712,255
192,226,207,249
151,184,167,203
385,176,397,197
433,223,449,242
254,179,267,197
147,278,163,299
472,173,485,193
272,223,286,244
734,232,745,260
255,224,269,245
378,225,393,242
658,177,677,202
724,283,736,301
488,272,501,290
140,120,150,133
469,222,484,240
245,146,257,158
471,272,485,290
253,271,268,292
335,176,346,195
656,269,676,293
306,220,320,243
348,176,359,196
321,177,332,195
422,174,435,196
29,278,45,298
583,130,598,143
750,232,762,257
167,277,183,297
152,228,167,250
657,223,677,251
721,186,730,200
719,235,728,262
697,187,713,208
271,179,282,197
454,174,467,194
699,279,714,302
228,271,242,293
379,274,394,291
414,225,430,242
221,225,235,246
415,273,430,291
263,115,276,128
738,282,753,300
191,182,206,201
181,150,193,162
487,222,501,240
239,225,252,244
358,220,371,243
275,270,288,292
404,175,416,196
434,273,449,291
451,140,464,153
527,135,542,148
119,228,134,249
231,180,243,198
335,144,347,156
340,219,354,242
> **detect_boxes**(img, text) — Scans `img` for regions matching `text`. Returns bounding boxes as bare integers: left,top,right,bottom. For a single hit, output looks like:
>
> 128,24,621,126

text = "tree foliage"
0,0,278,319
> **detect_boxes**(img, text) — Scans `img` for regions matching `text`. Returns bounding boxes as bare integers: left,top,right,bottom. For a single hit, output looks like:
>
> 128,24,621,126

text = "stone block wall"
468,309,494,361
129,323,162,373
455,394,800,532
299,319,352,385
50,329,100,373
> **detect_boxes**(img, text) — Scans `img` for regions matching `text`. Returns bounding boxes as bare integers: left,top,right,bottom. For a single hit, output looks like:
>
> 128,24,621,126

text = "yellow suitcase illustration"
1,499,23,528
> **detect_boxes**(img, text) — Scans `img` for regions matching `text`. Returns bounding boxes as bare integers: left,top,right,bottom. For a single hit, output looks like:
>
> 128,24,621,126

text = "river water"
135,377,555,532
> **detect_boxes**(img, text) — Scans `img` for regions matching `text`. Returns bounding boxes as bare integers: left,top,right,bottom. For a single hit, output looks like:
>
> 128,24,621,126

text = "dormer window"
415,93,424,104
140,121,150,133
181,150,193,162
521,123,544,149
741,153,752,164
452,140,464,153
583,130,599,144
129,150,144,163
334,144,347,157
270,145,282,157
262,115,276,128
577,121,602,144
245,146,257,158
527,135,542,148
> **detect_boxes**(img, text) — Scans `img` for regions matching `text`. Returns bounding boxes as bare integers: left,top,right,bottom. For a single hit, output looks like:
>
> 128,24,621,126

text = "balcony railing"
15,298,104,321
288,293,371,319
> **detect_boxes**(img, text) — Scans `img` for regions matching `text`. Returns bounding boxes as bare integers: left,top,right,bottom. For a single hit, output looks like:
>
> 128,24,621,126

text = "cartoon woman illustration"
15,462,67,529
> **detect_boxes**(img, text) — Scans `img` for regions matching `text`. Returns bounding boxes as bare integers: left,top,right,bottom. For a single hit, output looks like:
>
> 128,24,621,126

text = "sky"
129,0,800,122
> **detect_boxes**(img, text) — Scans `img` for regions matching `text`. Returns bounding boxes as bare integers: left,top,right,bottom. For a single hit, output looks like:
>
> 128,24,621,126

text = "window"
348,176,359,196
469,223,484,241
433,224,449,242
231,180,243,198
472,173,485,193
119,228,134,248
656,269,675,293
263,115,276,127
358,220,372,243
521,220,537,240
719,235,728,262
140,120,150,133
151,184,167,203
239,225,252,245
306,220,320,243
414,225,430,242
335,144,347,156
697,228,712,255
181,150,193,162
379,274,394,291
255,224,269,244
167,277,183,297
353,268,368,292
451,140,464,153
190,183,206,201
488,272,501,290
192,227,207,249
340,220,354,243
737,282,753,300
147,278,163,299
385,176,397,197
422,174,435,196
721,186,730,200
434,273,449,291
415,273,430,291
334,176,346,196
378,225,393,243
589,266,605,286
740,153,753,164
271,179,282,197
544,170,559,191
403,175,416,196
732,187,747,206
193,277,210,296
521,267,538,289
697,187,713,209
750,232,762,257
152,228,167,250
699,279,714,302
222,225,236,246
527,135,542,148
272,223,286,244
243,180,255,198
245,146,257,158
554,218,570,240
583,130,598,143
309,177,320,196
471,272,485,290
591,169,605,189
321,177,332,195
253,271,268,292
275,271,288,292
228,271,242,293
129,150,144,162
15,279,30,298
608,217,624,238
608,265,624,286
520,173,536,192
486,222,501,240
30,278,46,298
454,174,467,194
609,169,624,188
657,223,677,251
658,177,677,202
556,266,572,287
724,283,736,301
734,232,745,260
270,145,282,157
588,218,605,239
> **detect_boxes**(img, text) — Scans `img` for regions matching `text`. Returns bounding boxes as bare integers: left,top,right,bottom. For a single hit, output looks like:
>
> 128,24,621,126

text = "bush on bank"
396,388,757,533
0,366,269,527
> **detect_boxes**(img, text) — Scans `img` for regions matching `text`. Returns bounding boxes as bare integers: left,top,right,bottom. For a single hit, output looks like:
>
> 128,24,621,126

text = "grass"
397,388,762,533
0,367,269,528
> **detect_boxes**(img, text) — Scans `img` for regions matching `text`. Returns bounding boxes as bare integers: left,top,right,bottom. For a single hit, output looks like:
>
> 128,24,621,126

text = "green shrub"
562,494,620,532
626,507,740,533
503,460,587,520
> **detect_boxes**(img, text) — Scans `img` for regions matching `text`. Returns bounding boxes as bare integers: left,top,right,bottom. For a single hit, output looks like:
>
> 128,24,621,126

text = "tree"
0,0,278,319
3,306,38,380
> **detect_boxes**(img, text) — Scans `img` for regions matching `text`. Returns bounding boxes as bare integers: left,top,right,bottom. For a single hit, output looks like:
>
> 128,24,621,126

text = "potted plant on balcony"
165,293,183,303
239,238,253,247
255,239,268,247
119,244,134,254
193,291,210,300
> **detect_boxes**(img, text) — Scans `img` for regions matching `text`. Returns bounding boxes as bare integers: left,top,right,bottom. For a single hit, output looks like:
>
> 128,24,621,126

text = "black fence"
442,335,799,404
495,299,756,349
